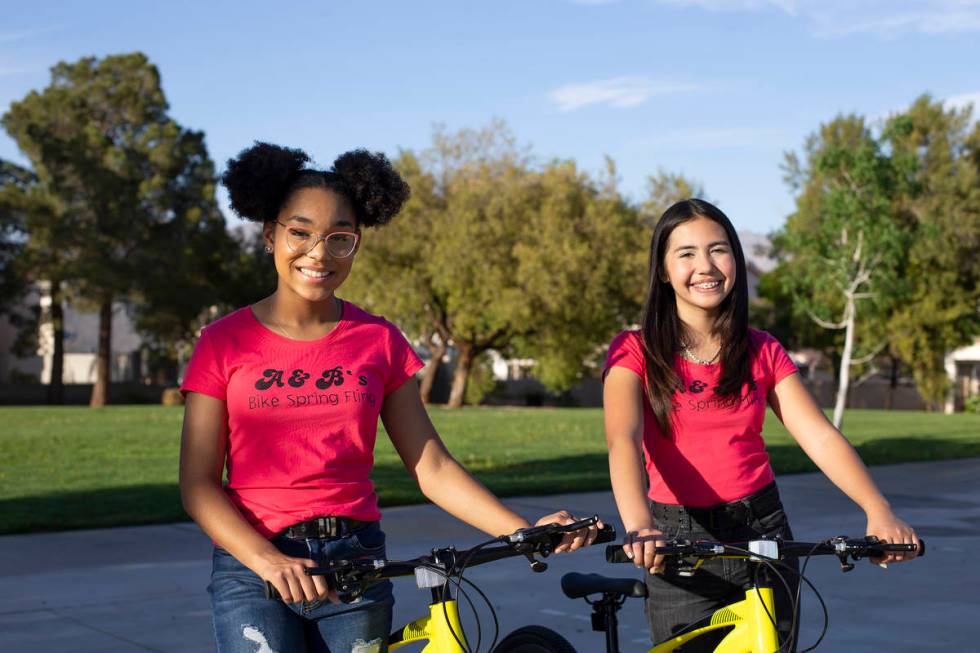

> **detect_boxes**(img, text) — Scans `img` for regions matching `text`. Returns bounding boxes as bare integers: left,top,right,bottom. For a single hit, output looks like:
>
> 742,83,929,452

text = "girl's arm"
380,379,597,552
769,372,920,564
179,392,331,602
603,367,667,573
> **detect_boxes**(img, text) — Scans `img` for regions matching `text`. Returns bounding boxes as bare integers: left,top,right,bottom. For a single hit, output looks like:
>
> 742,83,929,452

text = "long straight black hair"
640,199,751,437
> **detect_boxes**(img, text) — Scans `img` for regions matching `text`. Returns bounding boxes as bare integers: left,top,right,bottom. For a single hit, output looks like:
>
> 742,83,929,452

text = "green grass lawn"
1,405,979,534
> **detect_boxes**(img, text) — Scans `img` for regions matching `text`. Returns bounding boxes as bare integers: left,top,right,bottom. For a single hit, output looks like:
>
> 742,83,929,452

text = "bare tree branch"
851,365,880,387
851,340,887,366
808,310,847,330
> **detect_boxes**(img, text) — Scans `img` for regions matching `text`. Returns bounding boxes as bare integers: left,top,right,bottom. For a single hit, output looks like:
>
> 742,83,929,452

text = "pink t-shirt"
603,329,798,507
181,301,423,537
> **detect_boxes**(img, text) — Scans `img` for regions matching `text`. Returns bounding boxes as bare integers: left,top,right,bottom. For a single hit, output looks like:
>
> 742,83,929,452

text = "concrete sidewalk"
1,457,978,652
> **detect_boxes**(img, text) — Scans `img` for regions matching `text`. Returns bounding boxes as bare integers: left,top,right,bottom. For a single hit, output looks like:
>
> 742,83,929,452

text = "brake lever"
525,552,548,572
830,535,860,572
508,515,600,572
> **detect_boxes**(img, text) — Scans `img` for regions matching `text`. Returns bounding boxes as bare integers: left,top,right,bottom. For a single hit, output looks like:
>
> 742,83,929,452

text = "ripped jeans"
209,522,393,653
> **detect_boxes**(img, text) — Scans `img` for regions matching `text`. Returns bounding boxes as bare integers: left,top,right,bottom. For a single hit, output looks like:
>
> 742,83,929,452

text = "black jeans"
645,482,800,653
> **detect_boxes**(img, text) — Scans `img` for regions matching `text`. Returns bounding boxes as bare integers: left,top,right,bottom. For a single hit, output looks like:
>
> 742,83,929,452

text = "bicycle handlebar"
605,535,924,570
265,516,615,602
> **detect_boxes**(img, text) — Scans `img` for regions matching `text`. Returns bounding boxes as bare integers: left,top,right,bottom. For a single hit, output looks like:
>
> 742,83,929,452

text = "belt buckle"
317,517,338,538
728,502,749,525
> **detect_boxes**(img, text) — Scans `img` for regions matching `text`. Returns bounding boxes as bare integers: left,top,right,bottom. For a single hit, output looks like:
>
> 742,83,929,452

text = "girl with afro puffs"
179,143,597,652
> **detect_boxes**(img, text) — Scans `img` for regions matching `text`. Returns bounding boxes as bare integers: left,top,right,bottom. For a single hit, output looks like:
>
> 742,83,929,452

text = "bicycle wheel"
493,625,578,653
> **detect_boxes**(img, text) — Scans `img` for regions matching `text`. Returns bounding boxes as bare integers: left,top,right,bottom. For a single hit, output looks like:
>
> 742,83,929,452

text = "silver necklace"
681,343,721,365
270,321,297,340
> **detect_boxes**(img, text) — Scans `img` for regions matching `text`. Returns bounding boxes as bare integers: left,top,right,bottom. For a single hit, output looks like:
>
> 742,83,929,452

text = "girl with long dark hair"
603,198,919,651
179,142,596,653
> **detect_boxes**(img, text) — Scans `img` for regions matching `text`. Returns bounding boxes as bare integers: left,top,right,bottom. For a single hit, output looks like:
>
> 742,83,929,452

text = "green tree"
882,95,980,408
774,114,914,427
346,122,644,407
0,158,71,402
3,53,224,405
641,169,706,226
347,149,449,403
0,160,32,316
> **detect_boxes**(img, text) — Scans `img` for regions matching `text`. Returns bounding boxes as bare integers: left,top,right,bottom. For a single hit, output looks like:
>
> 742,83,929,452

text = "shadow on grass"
4,439,979,535
371,452,615,508
766,437,980,475
0,483,188,535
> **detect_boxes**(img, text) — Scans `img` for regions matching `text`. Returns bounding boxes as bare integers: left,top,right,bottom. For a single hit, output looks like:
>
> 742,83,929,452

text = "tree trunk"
90,298,112,407
419,337,447,405
46,279,65,405
447,342,474,409
832,299,855,429
885,355,899,411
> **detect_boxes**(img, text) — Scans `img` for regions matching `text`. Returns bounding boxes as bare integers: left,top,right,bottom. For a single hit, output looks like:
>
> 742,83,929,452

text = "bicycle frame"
388,598,469,652
584,535,922,653
648,586,778,653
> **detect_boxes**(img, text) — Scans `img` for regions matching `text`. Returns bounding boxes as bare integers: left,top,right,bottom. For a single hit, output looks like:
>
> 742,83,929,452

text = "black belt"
282,516,371,540
652,481,782,532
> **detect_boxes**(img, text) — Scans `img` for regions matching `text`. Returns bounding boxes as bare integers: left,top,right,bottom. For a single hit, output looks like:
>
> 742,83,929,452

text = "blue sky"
1,0,978,233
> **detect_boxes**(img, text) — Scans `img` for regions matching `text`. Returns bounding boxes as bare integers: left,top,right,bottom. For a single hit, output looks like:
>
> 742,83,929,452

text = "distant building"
946,337,980,414
0,282,144,385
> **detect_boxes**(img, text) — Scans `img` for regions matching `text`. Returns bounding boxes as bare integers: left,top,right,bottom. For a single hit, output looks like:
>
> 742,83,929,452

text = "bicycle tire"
493,625,578,653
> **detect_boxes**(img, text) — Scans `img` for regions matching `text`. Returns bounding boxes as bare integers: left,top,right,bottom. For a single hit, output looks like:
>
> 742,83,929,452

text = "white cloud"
549,76,708,112
945,91,980,114
657,0,980,36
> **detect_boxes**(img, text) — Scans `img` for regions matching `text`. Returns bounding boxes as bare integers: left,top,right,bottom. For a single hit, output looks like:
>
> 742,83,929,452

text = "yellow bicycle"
265,516,614,652
552,535,923,653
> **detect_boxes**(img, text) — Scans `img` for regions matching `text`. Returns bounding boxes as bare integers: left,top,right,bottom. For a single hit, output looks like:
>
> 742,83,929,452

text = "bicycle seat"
561,572,647,599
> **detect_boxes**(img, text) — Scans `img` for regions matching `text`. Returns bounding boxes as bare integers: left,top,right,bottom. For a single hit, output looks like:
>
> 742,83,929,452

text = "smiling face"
661,216,736,321
262,187,359,305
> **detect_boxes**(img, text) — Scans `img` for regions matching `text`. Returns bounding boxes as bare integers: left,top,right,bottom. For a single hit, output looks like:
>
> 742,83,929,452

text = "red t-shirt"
181,301,423,537
603,329,798,507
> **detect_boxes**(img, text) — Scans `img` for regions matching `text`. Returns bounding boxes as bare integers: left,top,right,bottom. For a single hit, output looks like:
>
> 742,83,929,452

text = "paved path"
1,457,978,652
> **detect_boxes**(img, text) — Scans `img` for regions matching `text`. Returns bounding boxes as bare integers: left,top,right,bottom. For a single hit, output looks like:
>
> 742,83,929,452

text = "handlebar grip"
593,524,617,545
870,539,925,557
605,541,699,563
606,545,631,564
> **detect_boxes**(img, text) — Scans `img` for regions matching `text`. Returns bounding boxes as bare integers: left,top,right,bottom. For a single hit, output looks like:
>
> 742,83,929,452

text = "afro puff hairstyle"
220,142,410,228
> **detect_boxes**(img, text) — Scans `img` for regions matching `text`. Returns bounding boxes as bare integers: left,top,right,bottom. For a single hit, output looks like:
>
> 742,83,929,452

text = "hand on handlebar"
623,527,668,574
253,550,338,605
865,511,921,566
533,511,604,553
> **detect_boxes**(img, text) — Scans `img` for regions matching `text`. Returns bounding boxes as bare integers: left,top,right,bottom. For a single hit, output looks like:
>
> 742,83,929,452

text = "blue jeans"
644,482,800,653
209,522,394,653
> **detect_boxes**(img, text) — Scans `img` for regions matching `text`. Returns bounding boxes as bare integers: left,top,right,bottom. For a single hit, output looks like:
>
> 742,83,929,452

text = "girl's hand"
623,527,667,574
534,511,602,553
252,550,337,604
866,510,921,566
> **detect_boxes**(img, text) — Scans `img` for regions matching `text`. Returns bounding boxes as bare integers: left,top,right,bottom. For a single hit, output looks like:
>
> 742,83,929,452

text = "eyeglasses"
276,221,359,258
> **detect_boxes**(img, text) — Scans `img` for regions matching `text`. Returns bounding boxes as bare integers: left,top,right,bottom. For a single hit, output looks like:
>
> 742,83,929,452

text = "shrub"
965,394,980,415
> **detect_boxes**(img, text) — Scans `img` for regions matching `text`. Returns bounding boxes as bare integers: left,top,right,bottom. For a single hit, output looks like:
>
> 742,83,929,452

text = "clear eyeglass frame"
275,220,359,258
